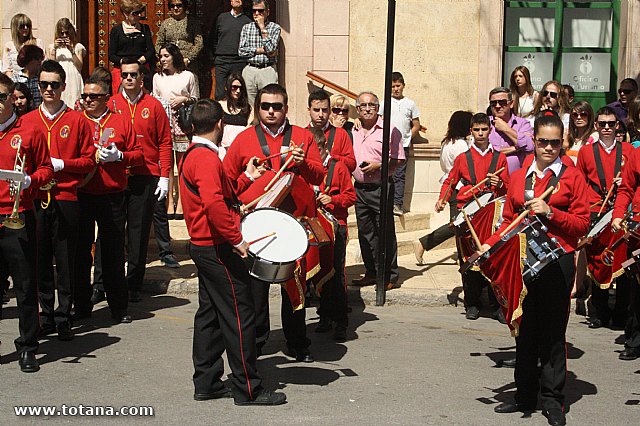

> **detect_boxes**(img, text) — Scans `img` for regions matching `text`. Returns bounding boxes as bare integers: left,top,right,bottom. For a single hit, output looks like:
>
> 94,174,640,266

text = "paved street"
1,289,638,425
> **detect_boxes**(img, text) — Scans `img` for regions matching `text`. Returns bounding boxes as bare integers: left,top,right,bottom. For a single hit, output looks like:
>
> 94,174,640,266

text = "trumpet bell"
3,217,25,229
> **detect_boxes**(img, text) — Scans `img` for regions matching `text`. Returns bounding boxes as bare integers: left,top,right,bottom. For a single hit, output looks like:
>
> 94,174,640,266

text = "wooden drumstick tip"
248,232,277,245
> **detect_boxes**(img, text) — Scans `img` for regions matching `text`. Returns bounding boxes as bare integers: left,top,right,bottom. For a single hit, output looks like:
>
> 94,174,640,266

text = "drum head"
241,208,308,262
587,210,613,238
256,173,294,209
453,192,494,226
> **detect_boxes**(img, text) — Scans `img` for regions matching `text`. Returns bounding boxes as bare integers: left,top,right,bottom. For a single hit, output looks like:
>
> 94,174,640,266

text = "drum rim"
241,206,309,260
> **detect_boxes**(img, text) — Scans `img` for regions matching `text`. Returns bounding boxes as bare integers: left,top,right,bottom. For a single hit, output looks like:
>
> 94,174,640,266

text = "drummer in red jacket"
223,83,324,363
436,112,509,321
309,127,356,342
180,99,285,406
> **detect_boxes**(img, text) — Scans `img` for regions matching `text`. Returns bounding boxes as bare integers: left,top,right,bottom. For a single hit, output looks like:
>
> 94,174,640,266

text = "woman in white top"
153,43,199,219
414,110,472,264
566,100,598,164
218,72,253,159
2,14,44,80
509,65,539,119
47,18,86,107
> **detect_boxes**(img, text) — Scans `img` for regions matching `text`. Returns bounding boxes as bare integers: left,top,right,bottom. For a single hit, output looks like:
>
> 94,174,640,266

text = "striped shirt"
238,21,280,66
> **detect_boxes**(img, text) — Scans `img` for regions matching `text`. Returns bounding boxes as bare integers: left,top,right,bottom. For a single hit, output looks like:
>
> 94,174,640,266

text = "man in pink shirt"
351,91,405,289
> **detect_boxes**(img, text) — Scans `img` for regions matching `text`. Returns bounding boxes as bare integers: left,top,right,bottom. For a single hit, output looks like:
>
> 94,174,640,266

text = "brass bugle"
4,150,26,230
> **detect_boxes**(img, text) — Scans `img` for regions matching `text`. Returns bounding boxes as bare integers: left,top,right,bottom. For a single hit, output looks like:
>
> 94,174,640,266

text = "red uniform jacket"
485,165,590,252
112,93,173,178
0,116,53,214
439,146,510,209
322,125,356,173
613,147,640,221
180,143,243,247
318,159,356,226
25,107,95,202
223,124,324,217
78,110,144,195
576,142,632,213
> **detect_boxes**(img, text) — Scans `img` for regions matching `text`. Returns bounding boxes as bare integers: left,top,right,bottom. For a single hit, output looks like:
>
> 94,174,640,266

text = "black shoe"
492,309,507,324
284,346,314,363
161,254,181,269
542,409,566,426
494,402,533,414
129,290,142,303
466,306,480,320
19,351,39,373
235,389,287,406
588,318,605,329
2,292,9,304
72,309,92,321
39,323,56,338
315,317,332,333
57,322,74,341
619,346,640,361
499,357,517,368
351,275,376,287
194,388,232,401
174,213,184,220
112,313,133,324
90,287,106,305
333,324,347,342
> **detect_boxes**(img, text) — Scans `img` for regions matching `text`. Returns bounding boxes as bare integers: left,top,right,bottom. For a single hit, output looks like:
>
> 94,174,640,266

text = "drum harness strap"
591,141,622,199
523,164,567,213
463,149,501,187
255,123,294,170
179,143,242,210
324,158,338,192
327,126,337,152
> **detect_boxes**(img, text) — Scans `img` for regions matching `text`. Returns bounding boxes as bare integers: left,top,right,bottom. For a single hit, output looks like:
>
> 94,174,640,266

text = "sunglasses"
0,92,10,102
260,102,284,111
20,24,31,29
168,3,184,8
121,71,139,79
571,111,588,119
536,138,562,149
131,9,144,16
230,84,242,91
597,120,617,128
542,90,559,99
619,89,634,95
253,8,266,14
489,99,509,107
357,103,378,110
81,93,108,101
332,107,349,114
38,81,63,90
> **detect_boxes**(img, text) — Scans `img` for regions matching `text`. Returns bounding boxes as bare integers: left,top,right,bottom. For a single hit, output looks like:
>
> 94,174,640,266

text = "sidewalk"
143,243,463,308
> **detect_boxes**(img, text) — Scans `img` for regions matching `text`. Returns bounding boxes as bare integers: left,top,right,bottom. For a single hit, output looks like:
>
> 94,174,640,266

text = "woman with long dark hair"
47,18,85,106
13,82,34,116
566,100,597,164
219,73,253,158
509,66,538,119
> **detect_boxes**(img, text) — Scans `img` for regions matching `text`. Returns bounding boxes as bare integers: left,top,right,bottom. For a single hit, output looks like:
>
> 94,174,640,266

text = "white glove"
22,175,31,190
155,177,169,201
51,157,64,172
97,143,123,163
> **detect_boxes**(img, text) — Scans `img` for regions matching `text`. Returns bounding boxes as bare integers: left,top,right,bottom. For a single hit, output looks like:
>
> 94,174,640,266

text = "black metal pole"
376,0,396,306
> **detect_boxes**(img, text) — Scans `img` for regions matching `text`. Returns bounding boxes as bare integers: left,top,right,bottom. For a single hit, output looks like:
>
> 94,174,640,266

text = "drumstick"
441,181,454,206
463,210,482,250
248,232,276,245
265,142,304,191
464,167,506,195
244,190,272,210
499,185,555,237
472,192,482,209
256,148,295,164
598,171,621,216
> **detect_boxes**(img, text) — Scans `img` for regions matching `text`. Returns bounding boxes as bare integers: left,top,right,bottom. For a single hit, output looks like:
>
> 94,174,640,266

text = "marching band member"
576,106,633,330
309,127,356,342
223,83,324,362
307,89,356,173
27,60,94,341
486,114,589,426
74,75,143,324
112,58,173,303
437,113,509,321
180,98,285,405
0,72,53,372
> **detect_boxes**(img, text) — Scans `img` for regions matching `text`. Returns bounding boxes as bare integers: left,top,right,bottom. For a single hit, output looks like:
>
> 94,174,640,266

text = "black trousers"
35,199,78,327
318,224,348,325
515,254,574,412
190,243,262,402
625,271,640,349
355,181,399,283
463,269,499,311
252,278,310,351
591,274,631,325
152,195,173,259
75,192,127,317
0,210,39,353
213,58,247,101
418,191,458,251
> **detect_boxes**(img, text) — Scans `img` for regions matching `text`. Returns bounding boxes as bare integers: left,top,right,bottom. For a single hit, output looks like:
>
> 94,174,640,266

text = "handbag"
177,102,195,136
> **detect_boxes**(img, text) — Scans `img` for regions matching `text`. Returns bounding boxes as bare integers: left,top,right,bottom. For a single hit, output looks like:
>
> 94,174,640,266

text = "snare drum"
587,210,613,240
256,172,294,209
241,208,309,282
453,192,494,227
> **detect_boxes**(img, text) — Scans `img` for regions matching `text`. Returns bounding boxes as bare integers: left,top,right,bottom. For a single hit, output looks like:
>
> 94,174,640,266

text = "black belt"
248,62,274,69
354,178,393,190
